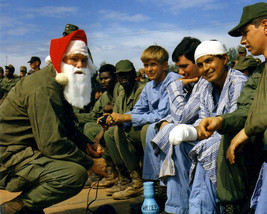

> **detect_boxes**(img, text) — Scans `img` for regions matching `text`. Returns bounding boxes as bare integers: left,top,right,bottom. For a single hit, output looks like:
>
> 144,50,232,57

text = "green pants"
1,156,87,209
217,134,263,204
104,125,148,172
83,122,102,143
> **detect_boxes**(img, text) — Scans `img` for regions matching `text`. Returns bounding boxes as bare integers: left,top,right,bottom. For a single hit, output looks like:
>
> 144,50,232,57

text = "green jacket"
0,75,20,103
245,61,267,140
0,64,94,175
77,82,121,124
219,62,264,136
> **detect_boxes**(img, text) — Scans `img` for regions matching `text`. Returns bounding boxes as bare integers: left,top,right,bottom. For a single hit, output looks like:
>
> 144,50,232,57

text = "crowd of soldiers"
0,2,266,214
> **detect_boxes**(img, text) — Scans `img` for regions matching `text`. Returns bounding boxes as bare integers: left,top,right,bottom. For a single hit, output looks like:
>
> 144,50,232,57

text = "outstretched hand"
198,116,223,139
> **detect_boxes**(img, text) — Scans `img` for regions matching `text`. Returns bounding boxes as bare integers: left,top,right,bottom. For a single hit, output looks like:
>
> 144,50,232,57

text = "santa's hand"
169,124,198,145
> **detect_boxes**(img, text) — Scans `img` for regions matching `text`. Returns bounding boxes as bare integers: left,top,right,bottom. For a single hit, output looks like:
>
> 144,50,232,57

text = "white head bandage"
65,40,89,57
194,40,226,62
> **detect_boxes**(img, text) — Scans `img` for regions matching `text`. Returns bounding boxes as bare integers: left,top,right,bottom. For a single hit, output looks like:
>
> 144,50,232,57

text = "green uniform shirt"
245,60,267,138
113,81,145,114
219,62,264,135
0,64,94,175
77,82,121,124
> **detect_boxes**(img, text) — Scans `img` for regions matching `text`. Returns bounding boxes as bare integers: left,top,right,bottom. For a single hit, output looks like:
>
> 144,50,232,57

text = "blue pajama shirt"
166,68,248,213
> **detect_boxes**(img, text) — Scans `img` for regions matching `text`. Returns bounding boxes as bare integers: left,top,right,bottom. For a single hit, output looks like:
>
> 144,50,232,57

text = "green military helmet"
62,24,79,36
229,2,267,37
5,64,15,73
62,23,94,63
238,46,246,54
20,66,27,73
115,60,135,73
234,55,257,71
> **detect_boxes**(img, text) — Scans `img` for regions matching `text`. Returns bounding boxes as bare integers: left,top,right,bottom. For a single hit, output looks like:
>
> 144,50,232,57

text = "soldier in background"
0,64,19,104
27,56,41,75
19,66,27,79
233,55,258,76
237,46,247,58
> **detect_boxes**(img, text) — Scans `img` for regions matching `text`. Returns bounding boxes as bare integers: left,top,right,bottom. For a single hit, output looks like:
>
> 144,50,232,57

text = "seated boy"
104,45,180,200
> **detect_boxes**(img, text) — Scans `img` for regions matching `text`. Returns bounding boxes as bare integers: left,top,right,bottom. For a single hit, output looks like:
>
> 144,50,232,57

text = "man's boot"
91,164,118,189
0,196,44,214
105,167,131,196
83,171,101,188
0,197,24,214
112,170,143,200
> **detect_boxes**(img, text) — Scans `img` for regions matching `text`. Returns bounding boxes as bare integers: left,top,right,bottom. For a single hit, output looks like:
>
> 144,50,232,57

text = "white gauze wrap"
194,40,225,62
169,124,198,145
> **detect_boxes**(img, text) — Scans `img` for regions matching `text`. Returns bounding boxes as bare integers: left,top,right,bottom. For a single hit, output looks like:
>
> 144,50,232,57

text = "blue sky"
0,0,262,75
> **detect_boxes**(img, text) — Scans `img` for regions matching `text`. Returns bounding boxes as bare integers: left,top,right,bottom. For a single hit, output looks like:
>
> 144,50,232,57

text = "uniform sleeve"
245,63,267,137
219,68,262,135
27,85,94,170
76,92,107,124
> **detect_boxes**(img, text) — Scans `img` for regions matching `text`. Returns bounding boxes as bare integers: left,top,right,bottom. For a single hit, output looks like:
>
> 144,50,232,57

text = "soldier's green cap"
229,2,267,37
115,60,135,73
238,46,246,53
20,66,27,72
234,55,257,71
63,24,79,36
5,64,15,72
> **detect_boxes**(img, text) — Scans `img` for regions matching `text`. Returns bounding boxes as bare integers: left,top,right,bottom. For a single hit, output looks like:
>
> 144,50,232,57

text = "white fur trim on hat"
55,73,68,85
45,55,52,64
194,40,226,62
65,40,88,57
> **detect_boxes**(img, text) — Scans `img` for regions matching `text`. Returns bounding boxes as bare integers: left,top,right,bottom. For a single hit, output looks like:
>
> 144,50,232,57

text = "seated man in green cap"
234,55,258,76
88,60,145,190
198,2,267,213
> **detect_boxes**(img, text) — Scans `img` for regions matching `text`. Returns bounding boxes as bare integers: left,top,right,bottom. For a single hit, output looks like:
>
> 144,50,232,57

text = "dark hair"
172,37,201,63
99,64,116,77
250,15,267,27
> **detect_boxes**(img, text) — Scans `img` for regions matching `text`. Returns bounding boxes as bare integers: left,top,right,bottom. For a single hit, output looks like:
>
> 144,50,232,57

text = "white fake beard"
60,63,92,109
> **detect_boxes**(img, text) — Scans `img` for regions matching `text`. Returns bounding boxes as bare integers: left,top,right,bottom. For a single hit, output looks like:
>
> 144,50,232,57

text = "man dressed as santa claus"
0,30,107,214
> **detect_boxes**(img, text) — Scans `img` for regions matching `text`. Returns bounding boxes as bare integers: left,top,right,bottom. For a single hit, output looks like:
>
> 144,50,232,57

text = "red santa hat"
50,29,88,74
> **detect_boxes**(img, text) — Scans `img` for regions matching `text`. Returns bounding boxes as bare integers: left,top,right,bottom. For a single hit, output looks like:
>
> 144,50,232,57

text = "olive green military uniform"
104,81,145,169
217,62,265,204
0,64,93,209
82,81,121,150
78,81,121,125
0,75,20,104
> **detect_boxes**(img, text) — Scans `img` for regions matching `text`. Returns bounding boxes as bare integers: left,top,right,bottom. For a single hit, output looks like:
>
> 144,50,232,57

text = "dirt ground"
0,187,138,214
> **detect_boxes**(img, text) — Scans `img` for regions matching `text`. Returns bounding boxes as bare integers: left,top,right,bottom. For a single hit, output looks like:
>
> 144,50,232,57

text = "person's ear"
262,19,267,36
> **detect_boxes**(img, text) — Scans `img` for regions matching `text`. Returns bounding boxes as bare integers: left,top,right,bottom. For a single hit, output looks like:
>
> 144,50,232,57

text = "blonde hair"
141,45,169,64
